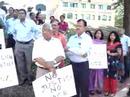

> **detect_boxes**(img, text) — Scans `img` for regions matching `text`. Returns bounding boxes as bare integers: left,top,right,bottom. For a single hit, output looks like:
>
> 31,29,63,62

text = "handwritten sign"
0,48,18,89
33,65,76,97
88,44,108,69
0,29,5,49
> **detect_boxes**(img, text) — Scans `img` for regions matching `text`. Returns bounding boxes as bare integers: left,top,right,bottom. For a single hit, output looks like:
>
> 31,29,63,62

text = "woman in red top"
104,31,123,97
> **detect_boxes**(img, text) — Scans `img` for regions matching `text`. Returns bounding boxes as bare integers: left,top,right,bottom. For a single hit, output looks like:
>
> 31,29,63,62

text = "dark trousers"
71,61,89,97
14,41,33,85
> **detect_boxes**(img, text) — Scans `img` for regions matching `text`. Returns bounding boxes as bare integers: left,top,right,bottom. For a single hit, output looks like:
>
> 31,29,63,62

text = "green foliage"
112,0,124,27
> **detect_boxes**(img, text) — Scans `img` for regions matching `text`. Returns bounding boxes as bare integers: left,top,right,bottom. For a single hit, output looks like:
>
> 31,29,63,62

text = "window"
98,15,101,20
81,3,86,8
70,3,78,8
86,14,91,20
92,15,95,20
108,16,111,21
98,4,103,9
81,14,84,19
67,13,73,19
102,15,107,21
90,4,95,9
107,5,111,10
63,2,68,7
75,14,78,19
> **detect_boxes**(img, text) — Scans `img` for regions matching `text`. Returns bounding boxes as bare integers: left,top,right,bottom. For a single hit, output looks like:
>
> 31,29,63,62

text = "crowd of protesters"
0,6,130,97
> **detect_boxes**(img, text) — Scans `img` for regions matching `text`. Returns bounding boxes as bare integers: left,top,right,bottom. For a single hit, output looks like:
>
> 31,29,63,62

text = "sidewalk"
90,78,130,97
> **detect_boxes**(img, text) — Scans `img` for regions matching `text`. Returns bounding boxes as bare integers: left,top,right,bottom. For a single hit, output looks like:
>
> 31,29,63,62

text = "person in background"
6,9,19,48
32,23,65,78
50,16,55,23
36,12,45,25
51,19,67,68
6,7,14,20
59,15,68,34
9,9,40,86
29,12,37,24
66,19,93,97
118,28,130,83
89,29,105,95
104,31,123,97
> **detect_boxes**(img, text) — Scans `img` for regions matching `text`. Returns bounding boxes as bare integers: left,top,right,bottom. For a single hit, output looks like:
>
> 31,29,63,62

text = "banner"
33,65,76,97
0,48,18,89
88,44,108,69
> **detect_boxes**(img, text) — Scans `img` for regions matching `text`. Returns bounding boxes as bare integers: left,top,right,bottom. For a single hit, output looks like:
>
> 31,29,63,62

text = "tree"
123,0,130,36
113,0,130,36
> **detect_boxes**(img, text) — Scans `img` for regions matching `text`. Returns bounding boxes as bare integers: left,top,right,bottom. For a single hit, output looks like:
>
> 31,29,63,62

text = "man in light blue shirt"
66,19,93,97
10,9,40,86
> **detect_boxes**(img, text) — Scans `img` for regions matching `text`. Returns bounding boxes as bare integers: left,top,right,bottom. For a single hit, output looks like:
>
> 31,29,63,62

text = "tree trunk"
123,0,130,36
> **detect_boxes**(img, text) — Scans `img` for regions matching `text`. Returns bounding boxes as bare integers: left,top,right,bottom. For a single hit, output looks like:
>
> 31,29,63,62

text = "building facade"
54,0,116,28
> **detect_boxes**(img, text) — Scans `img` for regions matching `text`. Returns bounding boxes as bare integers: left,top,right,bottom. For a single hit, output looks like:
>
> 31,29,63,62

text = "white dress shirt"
67,32,93,63
32,37,65,67
120,34,130,56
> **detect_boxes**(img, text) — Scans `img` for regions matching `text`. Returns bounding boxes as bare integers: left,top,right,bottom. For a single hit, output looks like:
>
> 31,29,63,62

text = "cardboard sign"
0,29,5,49
0,48,18,89
88,44,108,69
33,65,76,97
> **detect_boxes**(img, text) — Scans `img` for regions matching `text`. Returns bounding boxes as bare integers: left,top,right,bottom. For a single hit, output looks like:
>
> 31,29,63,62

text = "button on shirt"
32,37,65,67
120,34,130,56
9,19,41,42
67,32,93,63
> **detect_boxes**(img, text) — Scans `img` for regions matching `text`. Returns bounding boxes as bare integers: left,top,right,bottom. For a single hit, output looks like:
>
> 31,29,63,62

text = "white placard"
88,44,108,69
0,29,5,49
33,65,76,97
0,48,18,89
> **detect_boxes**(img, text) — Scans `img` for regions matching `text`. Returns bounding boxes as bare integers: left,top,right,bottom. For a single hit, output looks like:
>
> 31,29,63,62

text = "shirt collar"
74,32,86,38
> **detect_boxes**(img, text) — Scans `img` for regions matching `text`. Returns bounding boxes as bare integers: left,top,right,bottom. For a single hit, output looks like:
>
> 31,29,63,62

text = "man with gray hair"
118,28,130,83
32,23,65,78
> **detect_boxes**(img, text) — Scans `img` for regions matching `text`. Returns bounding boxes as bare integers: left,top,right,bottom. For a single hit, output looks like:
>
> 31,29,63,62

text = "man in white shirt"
66,19,93,97
118,28,130,82
32,23,65,78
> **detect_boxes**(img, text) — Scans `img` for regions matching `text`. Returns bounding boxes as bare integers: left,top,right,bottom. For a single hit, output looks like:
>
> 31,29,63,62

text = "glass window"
81,3,86,8
108,16,111,21
90,4,95,9
63,2,68,7
70,3,78,8
107,5,111,10
86,14,91,20
98,15,101,20
75,14,78,19
98,4,103,9
81,14,84,19
102,15,107,21
67,13,73,19
92,15,95,20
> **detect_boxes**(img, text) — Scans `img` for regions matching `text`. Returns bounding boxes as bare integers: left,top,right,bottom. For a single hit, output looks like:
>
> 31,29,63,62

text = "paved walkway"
90,78,130,97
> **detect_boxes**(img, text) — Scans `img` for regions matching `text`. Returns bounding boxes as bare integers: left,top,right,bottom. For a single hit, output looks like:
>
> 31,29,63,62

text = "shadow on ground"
0,85,35,97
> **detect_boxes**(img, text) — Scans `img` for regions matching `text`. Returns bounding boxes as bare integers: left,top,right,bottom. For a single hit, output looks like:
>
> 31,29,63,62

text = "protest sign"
88,44,108,69
33,65,76,97
0,48,18,89
0,29,5,49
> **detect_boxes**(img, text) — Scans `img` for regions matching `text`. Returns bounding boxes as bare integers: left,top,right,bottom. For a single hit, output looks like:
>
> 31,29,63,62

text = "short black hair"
60,15,65,19
94,29,104,40
19,9,27,15
77,19,87,26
